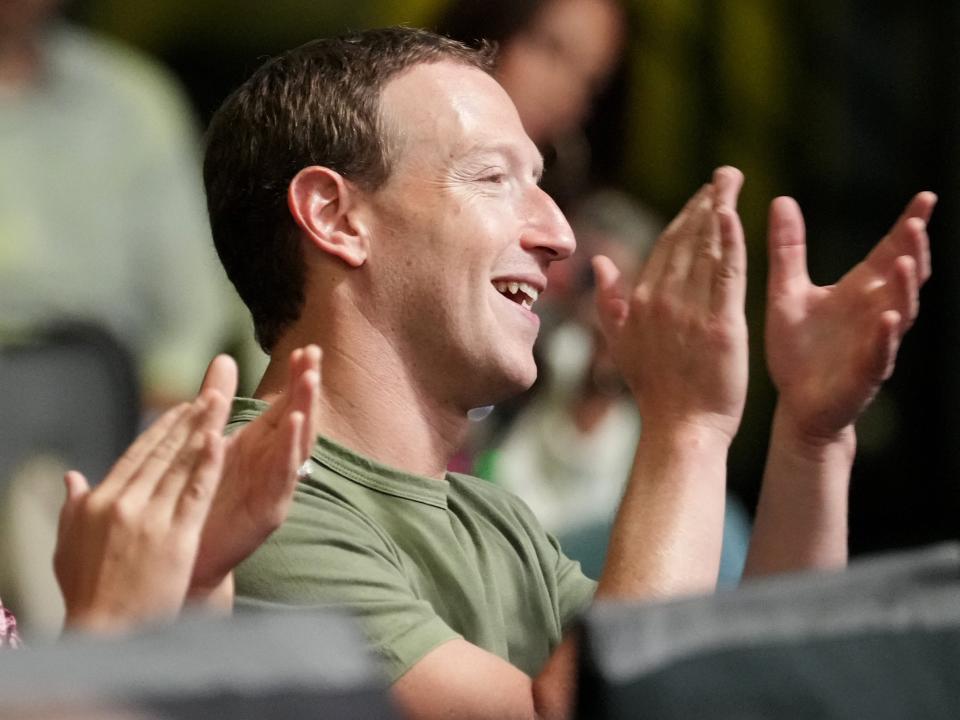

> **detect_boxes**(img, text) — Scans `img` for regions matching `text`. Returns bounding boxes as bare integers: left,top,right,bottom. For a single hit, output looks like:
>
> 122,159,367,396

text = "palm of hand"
619,293,749,438
58,512,201,627
190,346,319,591
193,419,299,583
767,279,890,441
764,193,933,442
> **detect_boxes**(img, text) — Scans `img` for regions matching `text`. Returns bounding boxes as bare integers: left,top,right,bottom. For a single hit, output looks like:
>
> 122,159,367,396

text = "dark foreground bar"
578,542,960,720
0,610,398,720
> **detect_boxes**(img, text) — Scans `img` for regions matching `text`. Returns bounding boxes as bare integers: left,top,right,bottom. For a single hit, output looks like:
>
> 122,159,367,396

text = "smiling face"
357,61,576,410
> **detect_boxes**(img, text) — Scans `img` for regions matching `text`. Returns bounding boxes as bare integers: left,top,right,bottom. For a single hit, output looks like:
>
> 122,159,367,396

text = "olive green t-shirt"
231,399,597,681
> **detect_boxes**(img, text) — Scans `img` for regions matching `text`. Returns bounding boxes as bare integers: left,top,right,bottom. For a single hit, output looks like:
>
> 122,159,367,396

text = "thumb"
58,470,91,528
592,254,628,343
200,354,239,399
767,197,811,299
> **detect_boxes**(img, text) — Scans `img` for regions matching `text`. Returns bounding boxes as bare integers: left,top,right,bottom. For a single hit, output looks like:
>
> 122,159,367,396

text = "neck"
256,321,470,481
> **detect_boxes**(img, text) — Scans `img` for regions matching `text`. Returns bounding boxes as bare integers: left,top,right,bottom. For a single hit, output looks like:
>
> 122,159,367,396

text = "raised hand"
592,166,749,442
765,192,936,442
188,345,321,595
54,391,229,633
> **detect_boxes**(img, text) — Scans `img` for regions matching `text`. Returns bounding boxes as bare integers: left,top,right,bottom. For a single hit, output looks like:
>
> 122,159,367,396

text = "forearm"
745,403,855,576
596,423,730,599
530,427,729,720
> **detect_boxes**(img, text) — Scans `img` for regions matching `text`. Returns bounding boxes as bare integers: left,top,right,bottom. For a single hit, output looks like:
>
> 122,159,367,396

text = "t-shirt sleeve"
492,480,597,634
235,487,460,682
549,532,597,630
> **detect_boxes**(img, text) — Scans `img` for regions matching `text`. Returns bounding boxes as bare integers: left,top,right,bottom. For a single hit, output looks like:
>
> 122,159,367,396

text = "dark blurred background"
64,0,960,556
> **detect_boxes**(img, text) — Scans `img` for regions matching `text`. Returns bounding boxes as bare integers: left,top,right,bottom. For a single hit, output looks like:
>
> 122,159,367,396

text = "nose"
520,186,576,261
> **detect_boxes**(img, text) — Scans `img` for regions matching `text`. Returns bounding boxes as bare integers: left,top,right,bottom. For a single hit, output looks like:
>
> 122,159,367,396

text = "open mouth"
493,280,540,311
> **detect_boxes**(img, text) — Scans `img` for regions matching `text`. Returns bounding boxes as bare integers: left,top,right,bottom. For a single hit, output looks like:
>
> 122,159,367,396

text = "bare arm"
393,168,749,720
746,192,935,574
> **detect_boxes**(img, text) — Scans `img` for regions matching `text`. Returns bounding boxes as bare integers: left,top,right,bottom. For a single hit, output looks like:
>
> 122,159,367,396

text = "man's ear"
288,166,368,267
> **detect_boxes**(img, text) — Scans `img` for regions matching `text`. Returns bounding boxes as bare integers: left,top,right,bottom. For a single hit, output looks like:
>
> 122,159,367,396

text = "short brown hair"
204,27,496,352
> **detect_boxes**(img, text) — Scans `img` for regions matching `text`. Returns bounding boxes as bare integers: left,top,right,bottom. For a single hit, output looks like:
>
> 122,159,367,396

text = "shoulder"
447,471,543,525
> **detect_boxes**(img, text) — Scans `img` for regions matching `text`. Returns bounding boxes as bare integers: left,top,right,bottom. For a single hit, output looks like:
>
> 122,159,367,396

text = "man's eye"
481,173,506,184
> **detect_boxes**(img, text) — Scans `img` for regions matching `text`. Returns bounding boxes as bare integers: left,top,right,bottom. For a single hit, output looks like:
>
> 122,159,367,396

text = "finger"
656,186,714,292
201,380,233,438
200,354,239,399
276,346,321,460
688,205,722,309
897,191,938,226
864,214,932,287
268,411,305,529
173,431,225,529
690,171,743,306
592,254,629,344
286,346,306,399
910,216,933,284
642,184,711,285
865,310,902,384
64,470,91,503
57,471,91,533
292,369,321,460
151,392,229,512
712,166,744,210
54,470,92,584
711,206,748,317
120,397,210,507
882,255,919,335
302,345,322,457
285,412,306,479
661,183,711,236
257,347,307,429
767,196,811,300
97,403,191,498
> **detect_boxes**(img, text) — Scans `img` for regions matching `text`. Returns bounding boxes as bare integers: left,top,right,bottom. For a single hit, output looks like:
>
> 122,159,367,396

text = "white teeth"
493,280,540,306
520,282,539,302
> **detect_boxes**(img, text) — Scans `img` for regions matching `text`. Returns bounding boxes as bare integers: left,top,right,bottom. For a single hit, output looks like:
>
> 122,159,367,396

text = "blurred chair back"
0,322,139,485
0,610,399,719
577,543,960,720
0,322,139,635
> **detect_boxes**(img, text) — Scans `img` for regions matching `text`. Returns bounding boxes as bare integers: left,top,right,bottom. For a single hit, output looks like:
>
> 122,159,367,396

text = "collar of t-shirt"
229,397,450,509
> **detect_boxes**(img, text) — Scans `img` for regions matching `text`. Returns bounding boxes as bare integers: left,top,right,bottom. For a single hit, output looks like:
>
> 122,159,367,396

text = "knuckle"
181,477,213,507
109,497,140,528
629,287,652,313
82,493,105,517
715,260,739,282
650,292,678,317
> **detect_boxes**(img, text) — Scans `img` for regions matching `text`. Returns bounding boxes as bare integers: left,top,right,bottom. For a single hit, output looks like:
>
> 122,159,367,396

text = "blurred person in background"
436,0,625,208
0,0,260,634
0,0,245,411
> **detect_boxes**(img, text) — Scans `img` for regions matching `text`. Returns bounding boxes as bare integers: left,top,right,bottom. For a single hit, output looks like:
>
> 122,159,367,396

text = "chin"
480,357,538,406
